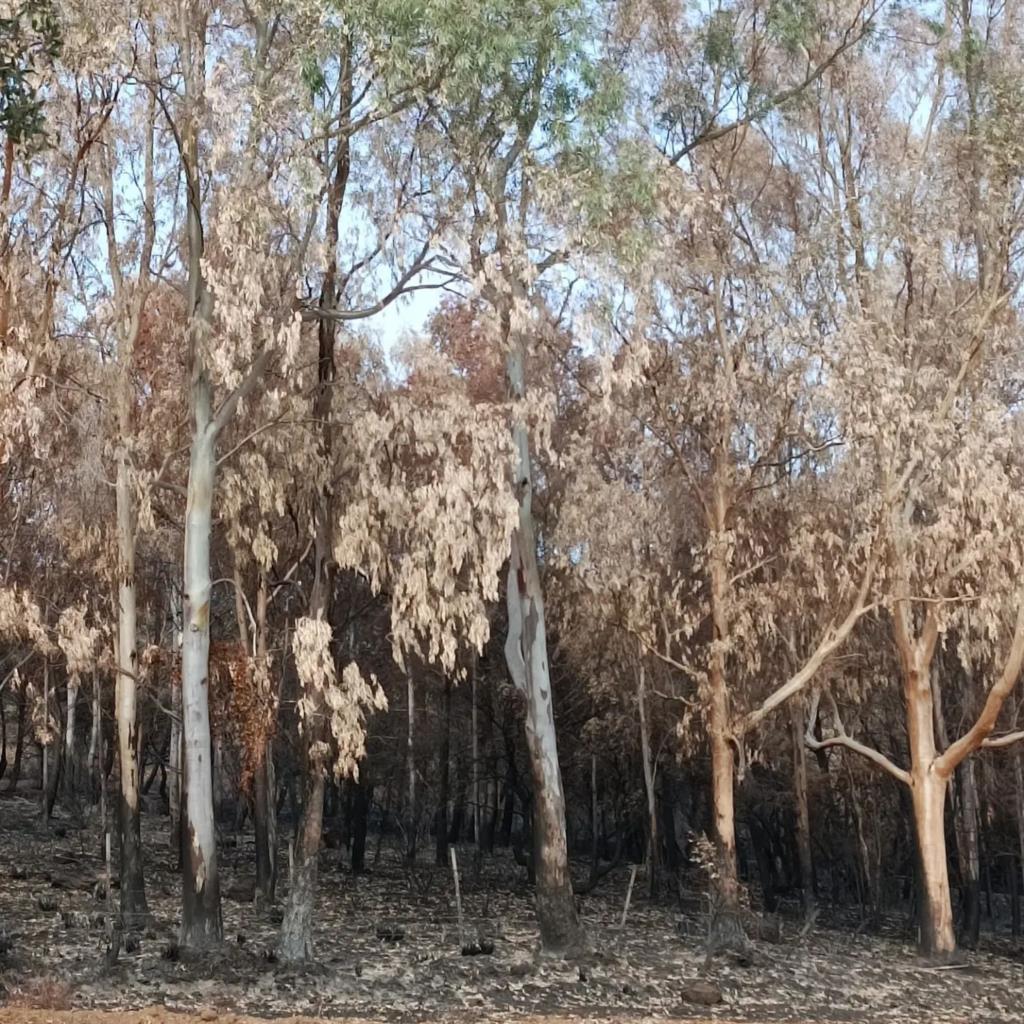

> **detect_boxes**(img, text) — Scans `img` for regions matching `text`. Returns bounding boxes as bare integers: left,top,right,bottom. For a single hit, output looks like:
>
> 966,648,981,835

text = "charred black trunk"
254,749,275,904
351,776,371,875
119,787,149,927
435,677,451,867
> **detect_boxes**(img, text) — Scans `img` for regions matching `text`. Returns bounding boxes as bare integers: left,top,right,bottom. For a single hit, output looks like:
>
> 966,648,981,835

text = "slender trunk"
63,676,79,807
41,659,50,820
278,57,351,959
0,693,7,781
791,700,815,915
435,677,451,867
8,689,25,791
116,454,148,927
89,673,101,803
253,746,274,902
351,775,370,874
709,663,738,908
0,136,14,344
637,665,658,898
953,759,981,948
180,417,222,947
504,336,581,953
471,656,480,849
169,660,182,854
707,456,740,929
406,670,416,862
249,575,275,903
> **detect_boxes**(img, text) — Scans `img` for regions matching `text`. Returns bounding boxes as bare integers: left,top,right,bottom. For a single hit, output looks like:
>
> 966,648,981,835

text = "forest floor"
0,793,1021,1023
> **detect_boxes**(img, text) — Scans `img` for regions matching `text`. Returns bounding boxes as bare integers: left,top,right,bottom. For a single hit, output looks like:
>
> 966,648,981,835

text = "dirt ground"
0,1014,736,1024
1,794,1022,1023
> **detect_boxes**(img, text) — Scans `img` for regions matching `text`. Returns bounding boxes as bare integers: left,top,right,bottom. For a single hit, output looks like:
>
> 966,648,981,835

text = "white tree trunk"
116,453,148,925
180,405,222,947
64,675,79,806
503,338,581,953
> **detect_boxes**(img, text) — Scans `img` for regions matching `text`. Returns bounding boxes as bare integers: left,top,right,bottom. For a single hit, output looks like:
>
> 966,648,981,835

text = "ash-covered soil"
1,794,1021,1022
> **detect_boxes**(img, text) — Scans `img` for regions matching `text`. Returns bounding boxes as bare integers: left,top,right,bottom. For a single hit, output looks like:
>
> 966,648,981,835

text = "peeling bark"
504,337,581,955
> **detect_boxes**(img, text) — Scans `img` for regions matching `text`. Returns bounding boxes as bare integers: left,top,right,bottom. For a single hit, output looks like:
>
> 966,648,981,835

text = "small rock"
199,1008,218,1022
510,960,533,977
682,979,723,1006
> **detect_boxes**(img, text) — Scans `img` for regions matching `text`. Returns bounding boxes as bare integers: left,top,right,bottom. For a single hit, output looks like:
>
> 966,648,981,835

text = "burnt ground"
0,793,1021,1022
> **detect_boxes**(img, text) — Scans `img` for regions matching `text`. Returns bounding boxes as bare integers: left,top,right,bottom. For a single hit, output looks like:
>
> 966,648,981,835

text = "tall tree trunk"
707,452,742,944
169,658,182,855
435,677,451,867
406,670,416,862
504,336,581,954
791,700,815,916
88,671,100,804
280,769,325,960
8,689,25,791
471,656,480,849
116,455,148,927
278,53,351,960
0,692,7,781
1015,752,1024,904
253,743,275,903
41,658,50,821
177,3,223,948
180,416,222,947
350,775,371,875
953,759,981,948
63,675,79,809
637,664,658,898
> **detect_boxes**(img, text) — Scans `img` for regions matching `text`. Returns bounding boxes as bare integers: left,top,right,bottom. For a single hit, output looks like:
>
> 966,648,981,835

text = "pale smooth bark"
180,413,222,947
115,455,148,926
63,674,79,807
504,337,581,954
